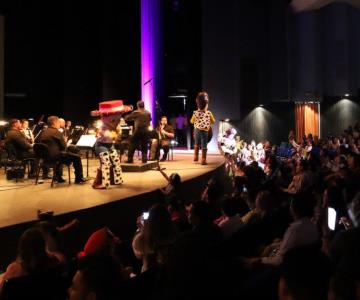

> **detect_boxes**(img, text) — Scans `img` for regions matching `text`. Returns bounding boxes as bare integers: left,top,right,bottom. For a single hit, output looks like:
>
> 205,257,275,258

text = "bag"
6,167,25,180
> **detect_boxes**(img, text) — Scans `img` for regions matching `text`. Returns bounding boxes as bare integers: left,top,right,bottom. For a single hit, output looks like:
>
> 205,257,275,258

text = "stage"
0,151,224,229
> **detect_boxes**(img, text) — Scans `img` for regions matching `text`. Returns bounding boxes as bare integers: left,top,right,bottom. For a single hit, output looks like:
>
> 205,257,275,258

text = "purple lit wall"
141,0,160,126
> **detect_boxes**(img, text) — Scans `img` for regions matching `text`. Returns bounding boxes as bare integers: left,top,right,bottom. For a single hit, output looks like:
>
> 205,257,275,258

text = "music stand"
76,135,97,178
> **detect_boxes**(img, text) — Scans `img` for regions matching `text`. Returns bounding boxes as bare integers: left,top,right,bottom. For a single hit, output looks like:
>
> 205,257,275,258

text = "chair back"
33,143,51,161
3,140,18,160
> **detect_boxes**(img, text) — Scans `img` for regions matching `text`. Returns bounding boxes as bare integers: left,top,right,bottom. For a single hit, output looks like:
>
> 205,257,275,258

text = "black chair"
2,141,36,181
33,143,71,187
0,267,68,300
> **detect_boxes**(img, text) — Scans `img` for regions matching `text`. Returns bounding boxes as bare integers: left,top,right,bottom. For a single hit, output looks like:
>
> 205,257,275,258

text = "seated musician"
38,116,86,184
5,119,37,178
150,116,175,161
20,119,34,144
58,118,79,154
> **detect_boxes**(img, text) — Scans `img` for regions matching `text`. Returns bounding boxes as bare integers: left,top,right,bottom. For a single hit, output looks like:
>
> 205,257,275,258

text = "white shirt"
261,217,319,265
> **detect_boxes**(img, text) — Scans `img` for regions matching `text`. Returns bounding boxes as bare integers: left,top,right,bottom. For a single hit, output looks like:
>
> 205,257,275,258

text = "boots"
109,149,123,185
201,149,207,165
93,152,111,189
92,168,103,189
194,145,199,162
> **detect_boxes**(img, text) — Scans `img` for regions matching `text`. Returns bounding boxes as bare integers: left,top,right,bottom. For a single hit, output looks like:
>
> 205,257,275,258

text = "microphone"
143,78,153,85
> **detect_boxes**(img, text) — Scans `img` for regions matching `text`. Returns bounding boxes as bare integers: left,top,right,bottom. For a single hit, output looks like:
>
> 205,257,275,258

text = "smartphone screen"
143,212,149,220
328,207,337,231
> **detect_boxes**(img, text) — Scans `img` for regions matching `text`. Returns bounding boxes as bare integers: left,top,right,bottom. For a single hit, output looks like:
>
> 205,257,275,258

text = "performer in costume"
190,92,215,165
219,128,237,176
91,100,132,189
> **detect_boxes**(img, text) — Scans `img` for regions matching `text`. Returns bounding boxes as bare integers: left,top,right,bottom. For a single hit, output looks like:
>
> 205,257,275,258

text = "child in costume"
190,92,215,165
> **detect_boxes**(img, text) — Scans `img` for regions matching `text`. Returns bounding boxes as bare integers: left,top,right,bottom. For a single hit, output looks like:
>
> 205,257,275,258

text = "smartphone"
328,207,337,231
243,186,248,193
143,212,149,220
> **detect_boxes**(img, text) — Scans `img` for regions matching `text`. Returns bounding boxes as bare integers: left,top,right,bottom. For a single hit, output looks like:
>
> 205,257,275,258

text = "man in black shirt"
124,100,151,163
5,119,37,177
149,116,175,161
39,116,85,184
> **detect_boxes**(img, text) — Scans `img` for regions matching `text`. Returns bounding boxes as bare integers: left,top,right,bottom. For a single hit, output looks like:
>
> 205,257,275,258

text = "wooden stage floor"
0,151,224,228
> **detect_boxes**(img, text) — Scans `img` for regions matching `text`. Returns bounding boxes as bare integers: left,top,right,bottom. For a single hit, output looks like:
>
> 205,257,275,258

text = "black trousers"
54,152,83,179
150,139,170,160
127,129,149,162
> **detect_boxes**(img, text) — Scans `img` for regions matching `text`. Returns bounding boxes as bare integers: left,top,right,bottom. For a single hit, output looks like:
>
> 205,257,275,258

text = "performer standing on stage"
124,100,151,164
190,92,215,165
91,100,132,189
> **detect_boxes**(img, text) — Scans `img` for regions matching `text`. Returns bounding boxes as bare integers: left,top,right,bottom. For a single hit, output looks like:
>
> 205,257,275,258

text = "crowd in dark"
0,123,360,300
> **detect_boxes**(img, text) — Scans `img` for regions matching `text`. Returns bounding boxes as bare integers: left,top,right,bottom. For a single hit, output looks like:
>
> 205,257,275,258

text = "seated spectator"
282,159,312,194
0,227,61,293
254,194,318,266
279,245,331,300
217,196,243,239
241,190,273,225
68,255,124,300
132,204,178,273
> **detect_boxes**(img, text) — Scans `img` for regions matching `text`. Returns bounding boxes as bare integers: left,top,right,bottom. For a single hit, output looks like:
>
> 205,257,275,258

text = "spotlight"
0,120,8,126
258,104,264,107
344,94,350,97
224,118,230,122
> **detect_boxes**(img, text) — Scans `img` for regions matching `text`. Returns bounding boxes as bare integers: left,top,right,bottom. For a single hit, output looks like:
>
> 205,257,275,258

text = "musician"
6,119,37,177
38,116,86,184
58,118,79,154
91,100,132,189
21,119,34,144
150,116,175,161
124,100,151,164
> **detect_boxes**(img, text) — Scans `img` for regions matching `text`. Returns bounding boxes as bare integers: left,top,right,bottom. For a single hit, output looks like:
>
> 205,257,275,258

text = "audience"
1,121,360,299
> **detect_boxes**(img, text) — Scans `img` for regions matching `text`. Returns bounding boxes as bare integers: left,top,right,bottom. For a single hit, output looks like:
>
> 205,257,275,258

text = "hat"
78,227,120,258
91,100,133,117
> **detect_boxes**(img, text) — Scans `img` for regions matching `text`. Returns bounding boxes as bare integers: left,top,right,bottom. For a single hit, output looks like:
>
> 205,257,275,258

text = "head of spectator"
142,204,178,267
68,255,123,300
290,193,315,220
78,227,123,266
188,201,212,228
17,227,57,273
347,152,360,170
47,116,60,129
221,196,241,218
255,190,273,217
279,245,331,300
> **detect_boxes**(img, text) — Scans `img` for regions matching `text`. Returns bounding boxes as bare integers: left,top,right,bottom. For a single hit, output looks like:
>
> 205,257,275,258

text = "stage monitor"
76,134,97,148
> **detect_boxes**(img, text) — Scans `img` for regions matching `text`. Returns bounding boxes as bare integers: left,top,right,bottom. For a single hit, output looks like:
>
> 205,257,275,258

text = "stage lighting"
0,120,8,126
224,118,230,122
259,104,264,107
344,94,350,97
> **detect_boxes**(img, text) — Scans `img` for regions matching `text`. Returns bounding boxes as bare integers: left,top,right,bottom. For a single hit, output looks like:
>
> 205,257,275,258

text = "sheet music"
76,135,97,147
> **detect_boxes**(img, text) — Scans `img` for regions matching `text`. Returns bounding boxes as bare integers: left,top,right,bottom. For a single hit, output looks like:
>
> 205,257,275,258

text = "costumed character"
219,128,238,176
91,100,133,189
190,92,215,165
255,142,266,169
